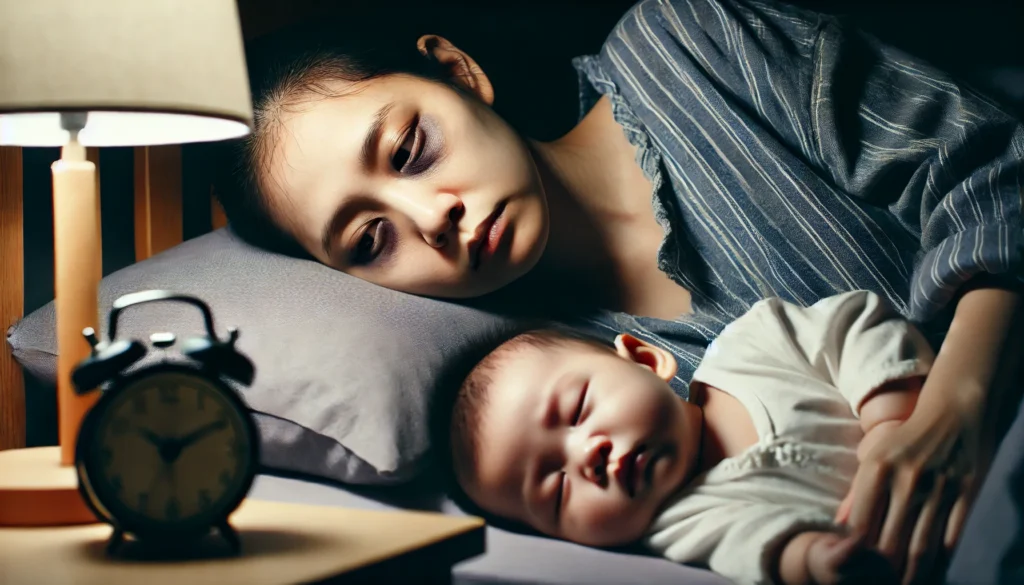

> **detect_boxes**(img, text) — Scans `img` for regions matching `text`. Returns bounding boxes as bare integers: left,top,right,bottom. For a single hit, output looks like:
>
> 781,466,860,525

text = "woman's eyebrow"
320,102,395,259
360,102,395,171
321,201,359,262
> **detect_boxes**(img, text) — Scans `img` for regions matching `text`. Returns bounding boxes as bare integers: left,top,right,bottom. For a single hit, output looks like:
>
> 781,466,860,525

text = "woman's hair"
210,20,452,257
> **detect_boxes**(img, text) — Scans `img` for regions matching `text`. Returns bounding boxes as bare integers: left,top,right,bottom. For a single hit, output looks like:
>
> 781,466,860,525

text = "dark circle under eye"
351,220,386,266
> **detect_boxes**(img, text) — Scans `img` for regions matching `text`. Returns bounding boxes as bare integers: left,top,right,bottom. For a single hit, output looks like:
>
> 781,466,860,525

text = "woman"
214,0,1024,580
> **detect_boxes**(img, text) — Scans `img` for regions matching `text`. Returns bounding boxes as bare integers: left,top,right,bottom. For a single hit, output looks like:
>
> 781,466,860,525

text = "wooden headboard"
1,146,25,451
0,145,229,450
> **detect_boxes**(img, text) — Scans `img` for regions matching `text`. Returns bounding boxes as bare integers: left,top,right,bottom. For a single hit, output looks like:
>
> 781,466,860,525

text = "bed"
0,145,730,585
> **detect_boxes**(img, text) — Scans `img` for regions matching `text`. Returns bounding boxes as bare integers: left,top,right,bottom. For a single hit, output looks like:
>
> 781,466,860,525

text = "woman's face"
263,41,549,298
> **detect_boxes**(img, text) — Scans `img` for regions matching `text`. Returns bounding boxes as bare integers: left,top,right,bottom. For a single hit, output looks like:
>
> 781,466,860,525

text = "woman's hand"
839,285,1023,584
840,400,983,584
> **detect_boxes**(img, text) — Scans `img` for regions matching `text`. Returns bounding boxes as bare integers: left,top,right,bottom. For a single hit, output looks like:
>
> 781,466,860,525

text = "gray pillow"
6,227,512,485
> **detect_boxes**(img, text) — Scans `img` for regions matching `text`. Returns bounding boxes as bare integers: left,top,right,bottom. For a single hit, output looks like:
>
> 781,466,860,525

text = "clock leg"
106,528,125,557
218,520,241,555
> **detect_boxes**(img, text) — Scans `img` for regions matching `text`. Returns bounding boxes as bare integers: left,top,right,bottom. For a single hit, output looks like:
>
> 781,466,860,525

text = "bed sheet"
245,380,1024,585
946,395,1024,584
248,473,728,585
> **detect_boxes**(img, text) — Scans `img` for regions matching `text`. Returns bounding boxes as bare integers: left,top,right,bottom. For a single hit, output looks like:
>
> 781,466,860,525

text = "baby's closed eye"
555,471,567,521
570,381,590,426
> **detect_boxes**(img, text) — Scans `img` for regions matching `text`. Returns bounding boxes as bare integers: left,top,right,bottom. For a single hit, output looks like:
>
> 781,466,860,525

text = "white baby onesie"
645,290,935,585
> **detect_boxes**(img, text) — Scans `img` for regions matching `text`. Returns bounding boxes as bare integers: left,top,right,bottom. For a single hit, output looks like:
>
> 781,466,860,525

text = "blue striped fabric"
575,0,1024,390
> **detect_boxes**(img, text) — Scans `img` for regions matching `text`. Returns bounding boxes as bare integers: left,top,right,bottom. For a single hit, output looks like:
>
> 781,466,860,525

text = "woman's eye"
350,219,391,266
571,381,589,426
392,122,422,174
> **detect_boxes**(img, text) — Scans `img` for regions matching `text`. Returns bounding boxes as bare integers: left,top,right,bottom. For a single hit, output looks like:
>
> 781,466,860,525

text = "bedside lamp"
0,0,252,526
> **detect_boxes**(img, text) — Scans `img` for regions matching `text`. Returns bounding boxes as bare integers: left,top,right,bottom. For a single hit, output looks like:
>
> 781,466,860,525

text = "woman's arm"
637,0,1023,321
914,286,1022,430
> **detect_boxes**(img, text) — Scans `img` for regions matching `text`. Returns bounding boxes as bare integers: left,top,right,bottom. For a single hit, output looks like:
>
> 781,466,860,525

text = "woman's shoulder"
602,0,826,58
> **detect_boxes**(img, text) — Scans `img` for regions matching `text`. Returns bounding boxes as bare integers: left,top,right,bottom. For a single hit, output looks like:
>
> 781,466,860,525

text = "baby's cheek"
572,498,651,547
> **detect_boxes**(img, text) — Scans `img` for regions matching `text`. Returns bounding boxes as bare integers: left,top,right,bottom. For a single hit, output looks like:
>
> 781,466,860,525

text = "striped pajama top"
576,0,1024,394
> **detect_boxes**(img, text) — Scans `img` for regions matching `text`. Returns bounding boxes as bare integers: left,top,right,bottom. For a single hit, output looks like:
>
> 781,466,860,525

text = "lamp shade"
0,0,253,147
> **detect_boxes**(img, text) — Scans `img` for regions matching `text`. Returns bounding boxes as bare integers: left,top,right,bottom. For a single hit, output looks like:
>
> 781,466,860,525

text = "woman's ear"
614,334,678,383
416,34,494,105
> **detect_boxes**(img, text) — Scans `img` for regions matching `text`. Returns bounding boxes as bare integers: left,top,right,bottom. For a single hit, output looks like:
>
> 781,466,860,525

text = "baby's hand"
805,532,897,585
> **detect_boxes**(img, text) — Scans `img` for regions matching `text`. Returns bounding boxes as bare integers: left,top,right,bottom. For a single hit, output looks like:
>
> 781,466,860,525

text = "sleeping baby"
445,290,938,585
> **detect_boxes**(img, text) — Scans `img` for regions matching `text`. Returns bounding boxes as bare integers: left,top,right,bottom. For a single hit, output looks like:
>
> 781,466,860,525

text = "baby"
447,290,935,585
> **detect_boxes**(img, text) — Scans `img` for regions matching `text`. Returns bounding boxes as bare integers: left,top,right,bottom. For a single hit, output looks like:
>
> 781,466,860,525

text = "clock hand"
165,460,177,497
156,420,228,464
137,428,168,448
176,419,228,451
134,428,183,464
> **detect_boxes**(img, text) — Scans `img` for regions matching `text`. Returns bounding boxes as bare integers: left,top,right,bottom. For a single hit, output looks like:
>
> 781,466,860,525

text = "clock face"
81,368,255,535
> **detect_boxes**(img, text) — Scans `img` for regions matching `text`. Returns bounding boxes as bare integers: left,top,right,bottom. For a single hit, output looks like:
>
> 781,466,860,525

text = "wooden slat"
211,187,228,230
0,147,25,451
134,145,183,261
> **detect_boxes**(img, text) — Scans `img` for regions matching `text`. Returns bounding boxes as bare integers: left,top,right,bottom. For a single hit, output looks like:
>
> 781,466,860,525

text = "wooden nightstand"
0,498,485,584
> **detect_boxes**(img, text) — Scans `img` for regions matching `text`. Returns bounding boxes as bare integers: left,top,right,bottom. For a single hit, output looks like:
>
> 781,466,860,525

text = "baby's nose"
579,437,611,486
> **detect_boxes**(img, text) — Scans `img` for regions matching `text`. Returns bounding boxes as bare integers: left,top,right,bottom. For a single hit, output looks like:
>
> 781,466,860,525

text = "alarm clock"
71,290,259,557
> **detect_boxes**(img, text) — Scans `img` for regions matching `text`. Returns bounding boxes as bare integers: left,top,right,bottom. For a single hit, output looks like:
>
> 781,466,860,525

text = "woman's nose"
413,192,464,248
576,435,611,486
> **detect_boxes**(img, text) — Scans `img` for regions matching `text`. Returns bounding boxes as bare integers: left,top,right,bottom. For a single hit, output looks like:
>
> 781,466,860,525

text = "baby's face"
459,335,702,547
262,66,549,299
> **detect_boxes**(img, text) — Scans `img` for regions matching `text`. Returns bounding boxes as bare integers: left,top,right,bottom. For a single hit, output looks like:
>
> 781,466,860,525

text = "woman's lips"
469,201,507,271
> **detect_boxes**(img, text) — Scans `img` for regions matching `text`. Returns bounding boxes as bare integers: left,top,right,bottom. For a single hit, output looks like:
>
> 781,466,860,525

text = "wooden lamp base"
0,446,98,526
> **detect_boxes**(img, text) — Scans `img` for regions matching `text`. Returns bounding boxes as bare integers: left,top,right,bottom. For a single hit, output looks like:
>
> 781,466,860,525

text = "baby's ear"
614,334,677,383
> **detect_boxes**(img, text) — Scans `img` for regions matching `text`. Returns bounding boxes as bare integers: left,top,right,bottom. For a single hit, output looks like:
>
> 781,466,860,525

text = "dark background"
19,0,1024,446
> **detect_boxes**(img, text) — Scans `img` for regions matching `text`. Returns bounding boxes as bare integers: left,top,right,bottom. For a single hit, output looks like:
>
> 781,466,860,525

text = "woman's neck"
514,96,690,319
